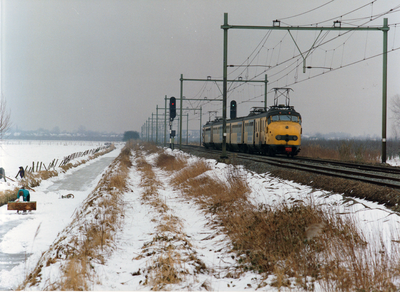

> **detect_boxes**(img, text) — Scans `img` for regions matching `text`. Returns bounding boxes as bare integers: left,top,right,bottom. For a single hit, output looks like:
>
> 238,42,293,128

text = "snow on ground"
90,148,400,291
388,156,400,167
0,141,123,291
0,141,400,290
91,149,264,291
0,140,113,192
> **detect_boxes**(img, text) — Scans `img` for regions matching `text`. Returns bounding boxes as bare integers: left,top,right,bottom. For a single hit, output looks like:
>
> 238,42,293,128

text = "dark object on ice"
61,194,74,199
15,166,25,179
0,167,6,182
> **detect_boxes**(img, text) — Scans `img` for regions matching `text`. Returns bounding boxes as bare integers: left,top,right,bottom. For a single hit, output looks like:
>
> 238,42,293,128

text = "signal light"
230,100,237,119
169,97,176,121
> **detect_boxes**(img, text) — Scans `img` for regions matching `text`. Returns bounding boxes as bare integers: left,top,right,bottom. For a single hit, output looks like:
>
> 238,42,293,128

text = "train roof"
203,104,301,127
267,104,301,117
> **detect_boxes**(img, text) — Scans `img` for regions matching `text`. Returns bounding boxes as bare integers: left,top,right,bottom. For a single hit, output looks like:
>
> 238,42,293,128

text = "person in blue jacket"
16,187,30,202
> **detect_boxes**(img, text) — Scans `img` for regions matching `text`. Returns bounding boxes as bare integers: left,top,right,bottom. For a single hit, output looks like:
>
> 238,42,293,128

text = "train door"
244,120,254,148
255,119,260,146
237,122,243,144
243,121,248,145
227,123,231,144
262,118,267,143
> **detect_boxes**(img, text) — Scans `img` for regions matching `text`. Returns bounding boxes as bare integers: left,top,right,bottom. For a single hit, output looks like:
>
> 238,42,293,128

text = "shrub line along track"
180,145,400,189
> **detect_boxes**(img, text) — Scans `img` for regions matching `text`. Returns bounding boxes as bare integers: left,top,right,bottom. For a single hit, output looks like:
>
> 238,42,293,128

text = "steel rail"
180,145,400,189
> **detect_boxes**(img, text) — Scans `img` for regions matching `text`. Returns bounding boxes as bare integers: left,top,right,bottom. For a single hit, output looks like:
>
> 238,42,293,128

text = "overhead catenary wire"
280,1,380,27
185,3,400,124
230,8,394,89
196,1,399,123
278,0,336,21
204,40,400,115
233,1,397,82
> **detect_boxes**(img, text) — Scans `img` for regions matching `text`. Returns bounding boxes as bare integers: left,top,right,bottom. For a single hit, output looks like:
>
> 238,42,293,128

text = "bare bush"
0,95,11,138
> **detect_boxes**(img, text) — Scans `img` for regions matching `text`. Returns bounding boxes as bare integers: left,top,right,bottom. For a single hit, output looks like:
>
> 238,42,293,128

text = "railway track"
180,145,400,189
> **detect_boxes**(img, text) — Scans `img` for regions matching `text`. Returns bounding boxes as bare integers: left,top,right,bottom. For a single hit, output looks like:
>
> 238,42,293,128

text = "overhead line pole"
382,18,388,163
221,13,389,163
156,105,159,145
222,13,229,159
164,96,167,147
179,74,268,152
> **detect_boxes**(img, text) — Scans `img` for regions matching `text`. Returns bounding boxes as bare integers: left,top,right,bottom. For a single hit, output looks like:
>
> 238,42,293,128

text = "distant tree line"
123,131,140,141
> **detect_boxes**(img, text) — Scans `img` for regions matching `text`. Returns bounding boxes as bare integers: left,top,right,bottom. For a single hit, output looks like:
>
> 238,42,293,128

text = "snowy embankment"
2,142,400,290
90,147,400,291
0,141,123,291
0,140,113,193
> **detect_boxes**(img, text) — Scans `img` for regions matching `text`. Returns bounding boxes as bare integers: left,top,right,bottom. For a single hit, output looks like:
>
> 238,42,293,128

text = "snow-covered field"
0,140,399,290
0,140,113,192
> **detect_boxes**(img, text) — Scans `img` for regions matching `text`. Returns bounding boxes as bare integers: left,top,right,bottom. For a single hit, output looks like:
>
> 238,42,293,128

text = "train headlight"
293,136,298,141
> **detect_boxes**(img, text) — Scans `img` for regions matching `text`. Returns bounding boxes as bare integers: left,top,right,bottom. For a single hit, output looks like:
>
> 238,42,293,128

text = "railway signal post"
169,97,177,149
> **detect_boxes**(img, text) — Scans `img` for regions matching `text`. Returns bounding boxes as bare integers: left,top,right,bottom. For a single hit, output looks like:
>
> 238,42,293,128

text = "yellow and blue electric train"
203,92,302,156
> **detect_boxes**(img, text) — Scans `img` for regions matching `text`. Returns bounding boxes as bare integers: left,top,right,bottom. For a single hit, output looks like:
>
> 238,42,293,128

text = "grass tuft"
155,153,187,171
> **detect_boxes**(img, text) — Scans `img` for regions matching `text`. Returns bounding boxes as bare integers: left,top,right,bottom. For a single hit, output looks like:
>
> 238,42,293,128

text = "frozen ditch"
0,148,120,291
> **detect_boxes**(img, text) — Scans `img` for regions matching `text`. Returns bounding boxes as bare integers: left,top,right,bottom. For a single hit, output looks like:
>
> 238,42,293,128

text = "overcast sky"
1,0,400,137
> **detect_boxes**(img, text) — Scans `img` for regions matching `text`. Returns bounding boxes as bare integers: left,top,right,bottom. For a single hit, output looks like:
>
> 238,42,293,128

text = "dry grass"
147,250,183,289
173,157,400,290
18,142,400,290
172,160,211,186
155,153,187,171
300,140,381,163
300,143,340,160
134,149,187,289
0,144,117,207
140,141,162,155
1,144,117,199
270,168,400,212
18,142,131,290
0,188,20,206
132,146,211,290
55,144,130,290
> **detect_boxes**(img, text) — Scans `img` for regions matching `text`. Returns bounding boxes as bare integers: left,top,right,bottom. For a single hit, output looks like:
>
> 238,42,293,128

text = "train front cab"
265,111,302,156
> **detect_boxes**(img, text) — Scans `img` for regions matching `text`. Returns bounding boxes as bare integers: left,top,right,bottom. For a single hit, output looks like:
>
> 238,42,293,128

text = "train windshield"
280,115,292,121
271,115,301,123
